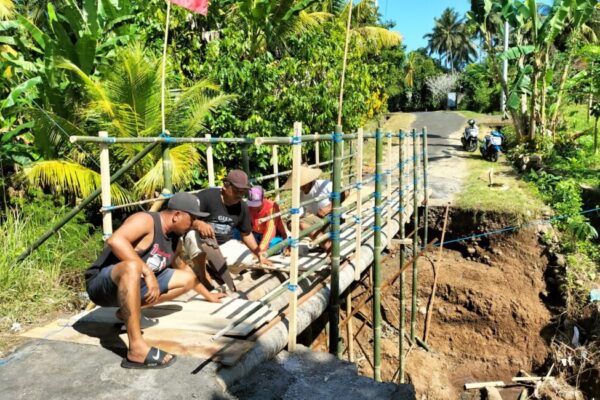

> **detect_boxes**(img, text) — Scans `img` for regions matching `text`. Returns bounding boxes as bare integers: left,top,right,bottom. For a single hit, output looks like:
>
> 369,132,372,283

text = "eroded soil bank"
314,208,558,399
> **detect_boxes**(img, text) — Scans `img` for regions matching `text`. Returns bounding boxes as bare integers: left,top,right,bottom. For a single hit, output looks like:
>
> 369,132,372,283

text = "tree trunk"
550,52,573,133
589,93,594,123
539,48,550,136
595,116,599,155
529,59,539,143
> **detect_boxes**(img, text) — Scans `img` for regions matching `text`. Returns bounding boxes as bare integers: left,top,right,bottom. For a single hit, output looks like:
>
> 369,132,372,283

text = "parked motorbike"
480,132,503,162
461,126,479,152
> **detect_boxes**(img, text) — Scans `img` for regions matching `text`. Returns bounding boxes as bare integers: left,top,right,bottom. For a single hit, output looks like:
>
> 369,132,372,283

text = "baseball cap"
247,186,264,208
226,169,251,189
167,192,209,218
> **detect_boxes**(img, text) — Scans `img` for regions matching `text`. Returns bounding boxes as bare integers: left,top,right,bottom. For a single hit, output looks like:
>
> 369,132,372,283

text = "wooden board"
21,320,253,366
65,296,276,337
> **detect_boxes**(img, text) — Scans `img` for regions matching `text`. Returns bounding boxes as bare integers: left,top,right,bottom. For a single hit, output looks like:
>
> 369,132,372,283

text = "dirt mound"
344,210,554,399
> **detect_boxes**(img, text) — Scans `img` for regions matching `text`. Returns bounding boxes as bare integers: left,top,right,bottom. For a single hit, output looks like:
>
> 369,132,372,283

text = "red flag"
170,0,209,15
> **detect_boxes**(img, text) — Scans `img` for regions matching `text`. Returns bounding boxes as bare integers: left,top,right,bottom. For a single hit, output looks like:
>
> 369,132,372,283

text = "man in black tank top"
84,193,225,369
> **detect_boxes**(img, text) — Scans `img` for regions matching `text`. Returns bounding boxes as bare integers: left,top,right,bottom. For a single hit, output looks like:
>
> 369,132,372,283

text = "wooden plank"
21,321,253,366
72,297,277,336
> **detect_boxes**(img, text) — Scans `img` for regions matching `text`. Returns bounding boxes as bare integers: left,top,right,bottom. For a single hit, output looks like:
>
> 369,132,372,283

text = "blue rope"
287,284,298,292
373,225,382,232
330,192,341,200
354,216,361,224
159,132,173,144
436,207,600,247
355,182,363,190
291,136,302,145
386,132,393,139
290,207,301,215
329,231,341,240
289,238,299,248
333,132,343,143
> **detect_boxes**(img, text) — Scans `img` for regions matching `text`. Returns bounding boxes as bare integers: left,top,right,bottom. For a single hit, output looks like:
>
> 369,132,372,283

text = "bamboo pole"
373,128,383,382
288,122,302,352
160,0,171,134
422,127,429,248
329,125,343,358
206,134,215,187
99,131,112,240
411,129,419,342
315,132,320,164
346,291,354,362
70,136,254,144
16,142,160,263
337,2,353,126
273,145,280,202
398,130,406,384
162,138,173,195
354,128,364,281
242,145,250,176
386,132,393,239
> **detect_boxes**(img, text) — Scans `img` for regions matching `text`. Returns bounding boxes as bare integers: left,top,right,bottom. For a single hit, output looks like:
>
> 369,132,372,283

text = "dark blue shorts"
86,265,175,307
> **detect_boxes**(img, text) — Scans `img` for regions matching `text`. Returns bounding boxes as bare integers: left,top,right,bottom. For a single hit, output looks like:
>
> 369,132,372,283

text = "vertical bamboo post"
241,145,250,176
99,131,112,239
162,131,173,195
205,134,215,187
341,136,345,184
398,130,406,384
386,131,393,239
422,127,429,248
354,128,364,281
411,129,419,342
315,132,320,165
329,125,343,358
373,128,383,382
288,122,303,352
272,145,280,202
346,292,354,362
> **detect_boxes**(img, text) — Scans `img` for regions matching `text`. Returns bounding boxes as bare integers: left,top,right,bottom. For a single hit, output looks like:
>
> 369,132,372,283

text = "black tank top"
85,212,178,281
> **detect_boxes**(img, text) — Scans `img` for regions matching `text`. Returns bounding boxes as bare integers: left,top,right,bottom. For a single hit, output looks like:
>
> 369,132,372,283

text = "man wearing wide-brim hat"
282,165,344,252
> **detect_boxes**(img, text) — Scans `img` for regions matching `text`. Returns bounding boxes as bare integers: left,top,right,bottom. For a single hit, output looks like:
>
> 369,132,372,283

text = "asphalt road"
410,111,468,205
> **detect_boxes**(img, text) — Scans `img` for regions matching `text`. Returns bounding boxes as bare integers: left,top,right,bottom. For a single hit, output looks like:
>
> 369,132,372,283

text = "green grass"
455,154,548,220
0,195,101,349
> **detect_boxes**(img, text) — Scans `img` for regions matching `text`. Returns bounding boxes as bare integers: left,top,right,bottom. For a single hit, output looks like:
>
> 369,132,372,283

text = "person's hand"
143,273,160,304
206,292,227,303
195,220,215,239
257,251,273,266
283,247,291,257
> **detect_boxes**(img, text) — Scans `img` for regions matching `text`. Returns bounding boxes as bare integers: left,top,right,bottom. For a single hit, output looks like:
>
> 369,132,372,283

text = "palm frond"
353,27,402,51
0,0,14,20
23,160,131,204
133,144,201,197
29,108,87,159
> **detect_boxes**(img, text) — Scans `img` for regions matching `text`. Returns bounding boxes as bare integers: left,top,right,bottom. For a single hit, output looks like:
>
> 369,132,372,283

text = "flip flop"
121,347,176,369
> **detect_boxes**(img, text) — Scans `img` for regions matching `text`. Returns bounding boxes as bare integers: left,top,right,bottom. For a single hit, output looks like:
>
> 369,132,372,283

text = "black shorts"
85,265,174,307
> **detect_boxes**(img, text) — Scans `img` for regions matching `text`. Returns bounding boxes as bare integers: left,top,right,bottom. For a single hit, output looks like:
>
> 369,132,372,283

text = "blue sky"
379,0,472,52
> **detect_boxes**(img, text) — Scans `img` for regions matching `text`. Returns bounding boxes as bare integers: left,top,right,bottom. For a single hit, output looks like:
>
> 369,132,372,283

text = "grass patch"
0,194,101,351
455,154,548,219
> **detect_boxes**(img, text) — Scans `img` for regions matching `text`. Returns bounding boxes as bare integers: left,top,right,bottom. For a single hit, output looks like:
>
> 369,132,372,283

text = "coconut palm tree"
424,7,477,71
24,44,233,200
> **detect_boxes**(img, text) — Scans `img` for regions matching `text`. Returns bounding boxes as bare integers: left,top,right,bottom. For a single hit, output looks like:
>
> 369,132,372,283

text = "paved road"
410,111,468,206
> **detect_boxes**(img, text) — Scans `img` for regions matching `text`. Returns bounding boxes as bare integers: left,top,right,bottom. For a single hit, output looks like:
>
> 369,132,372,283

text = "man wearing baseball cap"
84,192,226,370
184,169,271,292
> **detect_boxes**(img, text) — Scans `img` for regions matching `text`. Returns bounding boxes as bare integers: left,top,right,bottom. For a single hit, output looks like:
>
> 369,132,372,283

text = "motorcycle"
480,133,503,162
461,126,479,152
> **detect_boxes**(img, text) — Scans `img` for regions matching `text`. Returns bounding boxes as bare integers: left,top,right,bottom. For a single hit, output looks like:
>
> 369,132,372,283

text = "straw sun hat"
282,165,322,190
